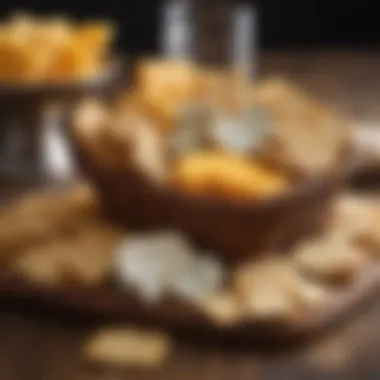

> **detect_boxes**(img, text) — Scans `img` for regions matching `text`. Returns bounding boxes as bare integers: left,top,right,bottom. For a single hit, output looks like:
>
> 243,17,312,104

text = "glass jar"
160,0,259,79
160,0,267,158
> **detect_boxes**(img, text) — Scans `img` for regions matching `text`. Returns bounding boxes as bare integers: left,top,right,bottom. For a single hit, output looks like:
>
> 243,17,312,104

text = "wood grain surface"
1,49,380,380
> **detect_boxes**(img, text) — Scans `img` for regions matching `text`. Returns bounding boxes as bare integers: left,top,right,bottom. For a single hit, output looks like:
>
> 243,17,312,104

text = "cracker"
292,235,366,285
333,195,380,258
197,292,244,327
83,327,172,368
73,98,168,184
0,185,99,263
254,77,351,175
72,99,128,169
107,109,168,184
233,258,301,322
12,222,123,286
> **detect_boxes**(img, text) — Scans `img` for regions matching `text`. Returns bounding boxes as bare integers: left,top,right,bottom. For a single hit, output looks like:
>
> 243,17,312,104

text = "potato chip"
74,21,115,57
83,327,172,368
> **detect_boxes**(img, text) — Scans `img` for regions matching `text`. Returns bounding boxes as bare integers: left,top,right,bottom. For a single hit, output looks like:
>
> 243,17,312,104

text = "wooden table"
1,49,380,380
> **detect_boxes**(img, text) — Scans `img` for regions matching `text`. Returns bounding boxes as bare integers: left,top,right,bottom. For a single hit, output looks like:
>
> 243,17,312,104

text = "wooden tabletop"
1,49,380,380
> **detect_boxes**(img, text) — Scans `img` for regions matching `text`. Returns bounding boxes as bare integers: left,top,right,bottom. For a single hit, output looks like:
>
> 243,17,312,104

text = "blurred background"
0,2,380,380
0,0,379,54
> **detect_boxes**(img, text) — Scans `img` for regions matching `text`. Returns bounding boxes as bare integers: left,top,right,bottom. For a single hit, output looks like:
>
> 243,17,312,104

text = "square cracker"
253,77,352,175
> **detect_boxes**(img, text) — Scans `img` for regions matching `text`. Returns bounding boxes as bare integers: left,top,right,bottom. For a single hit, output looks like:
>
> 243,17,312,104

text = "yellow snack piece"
0,13,114,83
135,59,200,131
136,59,197,100
75,21,115,52
0,38,33,81
46,30,106,81
171,152,289,201
6,12,37,43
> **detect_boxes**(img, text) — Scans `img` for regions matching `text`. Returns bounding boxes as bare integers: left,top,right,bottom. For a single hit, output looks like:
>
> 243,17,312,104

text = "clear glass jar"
160,0,259,79
160,0,266,157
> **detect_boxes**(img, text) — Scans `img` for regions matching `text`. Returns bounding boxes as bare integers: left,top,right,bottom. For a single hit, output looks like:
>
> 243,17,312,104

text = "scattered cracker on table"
292,235,367,285
3,190,380,331
0,184,99,263
83,326,172,368
233,258,302,322
332,194,380,258
232,257,332,323
12,222,124,286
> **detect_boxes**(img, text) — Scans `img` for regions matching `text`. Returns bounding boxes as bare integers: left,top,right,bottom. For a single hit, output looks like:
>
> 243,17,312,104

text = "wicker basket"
68,121,355,264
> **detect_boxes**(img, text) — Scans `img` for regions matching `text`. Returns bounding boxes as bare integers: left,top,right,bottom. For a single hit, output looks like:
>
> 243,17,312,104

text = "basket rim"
80,151,357,216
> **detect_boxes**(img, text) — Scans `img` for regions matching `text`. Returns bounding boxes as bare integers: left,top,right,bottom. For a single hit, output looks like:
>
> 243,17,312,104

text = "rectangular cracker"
0,184,99,263
83,326,172,368
253,77,352,175
12,222,124,286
